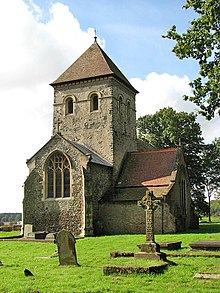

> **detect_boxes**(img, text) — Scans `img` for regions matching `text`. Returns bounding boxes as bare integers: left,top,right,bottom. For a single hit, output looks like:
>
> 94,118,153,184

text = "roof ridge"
128,148,177,155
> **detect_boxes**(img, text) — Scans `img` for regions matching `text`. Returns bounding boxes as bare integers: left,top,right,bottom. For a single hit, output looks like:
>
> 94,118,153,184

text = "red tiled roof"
50,42,138,93
117,148,178,187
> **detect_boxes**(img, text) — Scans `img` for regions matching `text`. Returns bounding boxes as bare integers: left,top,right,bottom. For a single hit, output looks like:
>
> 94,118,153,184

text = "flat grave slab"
158,241,182,250
189,240,220,251
26,231,47,240
194,273,220,279
103,264,168,275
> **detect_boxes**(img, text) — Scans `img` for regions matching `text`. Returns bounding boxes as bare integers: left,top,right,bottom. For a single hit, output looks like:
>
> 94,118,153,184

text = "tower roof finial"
94,29,97,43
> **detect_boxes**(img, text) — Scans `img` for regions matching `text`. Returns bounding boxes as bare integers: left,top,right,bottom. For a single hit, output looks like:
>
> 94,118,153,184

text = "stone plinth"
137,241,160,253
135,241,166,261
134,251,166,261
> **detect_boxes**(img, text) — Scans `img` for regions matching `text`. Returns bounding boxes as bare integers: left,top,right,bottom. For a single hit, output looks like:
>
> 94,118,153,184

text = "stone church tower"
50,40,138,178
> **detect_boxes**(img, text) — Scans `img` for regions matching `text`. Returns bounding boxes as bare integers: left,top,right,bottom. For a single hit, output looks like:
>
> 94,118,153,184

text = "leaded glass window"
46,152,71,198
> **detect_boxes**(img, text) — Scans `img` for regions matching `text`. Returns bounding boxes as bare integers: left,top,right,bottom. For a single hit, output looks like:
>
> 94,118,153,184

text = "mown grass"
0,222,220,293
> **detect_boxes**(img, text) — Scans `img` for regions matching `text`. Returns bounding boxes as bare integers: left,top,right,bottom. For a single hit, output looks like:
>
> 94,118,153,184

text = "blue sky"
0,0,219,213
25,0,198,79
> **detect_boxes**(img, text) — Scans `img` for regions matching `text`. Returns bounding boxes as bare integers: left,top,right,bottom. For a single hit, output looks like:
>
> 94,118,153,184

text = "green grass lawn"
0,222,220,293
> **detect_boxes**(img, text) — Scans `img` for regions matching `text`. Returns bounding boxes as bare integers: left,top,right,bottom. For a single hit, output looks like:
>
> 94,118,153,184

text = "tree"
137,107,208,215
210,199,220,217
164,0,220,120
201,138,220,221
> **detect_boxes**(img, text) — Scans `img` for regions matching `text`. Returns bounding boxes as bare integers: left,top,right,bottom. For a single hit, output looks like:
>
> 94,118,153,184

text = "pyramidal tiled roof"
50,41,138,92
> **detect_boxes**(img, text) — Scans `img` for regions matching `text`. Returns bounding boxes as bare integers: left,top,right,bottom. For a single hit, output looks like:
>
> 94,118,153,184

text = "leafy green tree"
137,107,208,215
201,138,220,221
164,0,220,120
210,199,220,217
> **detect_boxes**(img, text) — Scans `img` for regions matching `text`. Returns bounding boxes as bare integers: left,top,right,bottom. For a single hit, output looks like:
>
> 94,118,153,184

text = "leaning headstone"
23,224,33,238
55,230,79,266
135,191,166,261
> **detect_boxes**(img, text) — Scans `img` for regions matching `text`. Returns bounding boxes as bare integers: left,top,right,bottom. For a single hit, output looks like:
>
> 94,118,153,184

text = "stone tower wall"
52,77,137,179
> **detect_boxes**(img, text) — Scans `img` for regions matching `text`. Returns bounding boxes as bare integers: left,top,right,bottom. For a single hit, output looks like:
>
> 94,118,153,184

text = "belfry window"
90,94,99,111
46,152,71,199
118,96,123,114
127,100,131,121
66,97,73,114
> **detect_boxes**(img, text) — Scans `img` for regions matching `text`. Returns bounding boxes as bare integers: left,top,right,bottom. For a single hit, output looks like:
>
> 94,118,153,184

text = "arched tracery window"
46,152,71,198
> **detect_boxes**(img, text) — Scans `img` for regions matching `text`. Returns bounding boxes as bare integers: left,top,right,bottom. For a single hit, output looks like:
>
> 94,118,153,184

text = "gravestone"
55,230,79,266
134,191,166,260
23,224,33,238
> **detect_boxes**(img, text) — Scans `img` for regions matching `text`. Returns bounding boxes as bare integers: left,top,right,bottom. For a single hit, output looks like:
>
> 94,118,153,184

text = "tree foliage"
210,199,220,217
0,213,22,223
164,0,220,120
137,107,208,215
201,138,220,220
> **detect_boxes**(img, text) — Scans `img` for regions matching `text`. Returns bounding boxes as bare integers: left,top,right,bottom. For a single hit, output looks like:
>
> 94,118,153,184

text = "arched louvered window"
66,97,73,114
90,93,99,111
127,100,131,121
118,96,123,114
46,152,71,198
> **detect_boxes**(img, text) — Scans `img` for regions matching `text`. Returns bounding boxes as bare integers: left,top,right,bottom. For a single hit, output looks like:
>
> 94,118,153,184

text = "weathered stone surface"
45,233,56,241
23,224,33,238
194,273,220,279
110,251,134,258
137,242,160,253
103,264,168,275
190,240,220,251
134,251,167,261
55,230,79,266
158,241,182,250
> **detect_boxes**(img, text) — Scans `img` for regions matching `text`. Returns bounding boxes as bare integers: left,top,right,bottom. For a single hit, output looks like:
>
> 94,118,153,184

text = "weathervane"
94,29,97,43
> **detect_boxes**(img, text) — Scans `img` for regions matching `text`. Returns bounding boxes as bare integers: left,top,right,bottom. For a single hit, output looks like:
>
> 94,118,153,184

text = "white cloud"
130,72,220,143
0,0,98,212
130,72,195,117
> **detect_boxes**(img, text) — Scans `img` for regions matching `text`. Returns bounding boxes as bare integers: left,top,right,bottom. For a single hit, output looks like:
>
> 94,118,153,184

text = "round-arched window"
65,97,73,114
90,93,99,112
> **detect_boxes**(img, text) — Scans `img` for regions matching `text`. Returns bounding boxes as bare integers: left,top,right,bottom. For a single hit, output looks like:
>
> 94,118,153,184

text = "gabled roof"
27,134,112,168
50,41,138,93
116,148,178,188
71,141,112,167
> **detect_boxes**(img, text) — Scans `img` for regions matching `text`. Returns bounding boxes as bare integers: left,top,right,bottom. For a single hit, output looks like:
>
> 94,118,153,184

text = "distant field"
0,222,220,292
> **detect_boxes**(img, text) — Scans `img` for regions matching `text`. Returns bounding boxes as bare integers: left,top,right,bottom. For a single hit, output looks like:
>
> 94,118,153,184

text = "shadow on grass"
179,222,220,235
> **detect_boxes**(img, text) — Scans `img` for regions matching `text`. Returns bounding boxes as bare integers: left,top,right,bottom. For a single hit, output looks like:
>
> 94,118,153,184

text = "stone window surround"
64,95,77,115
43,151,72,200
89,92,100,112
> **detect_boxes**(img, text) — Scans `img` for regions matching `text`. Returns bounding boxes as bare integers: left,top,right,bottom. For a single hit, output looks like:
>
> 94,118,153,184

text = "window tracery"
46,152,71,199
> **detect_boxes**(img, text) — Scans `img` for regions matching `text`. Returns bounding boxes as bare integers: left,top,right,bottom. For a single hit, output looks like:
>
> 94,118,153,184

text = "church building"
23,39,196,236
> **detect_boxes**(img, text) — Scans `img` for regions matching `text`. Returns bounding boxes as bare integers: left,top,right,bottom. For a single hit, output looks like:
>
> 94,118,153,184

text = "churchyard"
0,220,220,293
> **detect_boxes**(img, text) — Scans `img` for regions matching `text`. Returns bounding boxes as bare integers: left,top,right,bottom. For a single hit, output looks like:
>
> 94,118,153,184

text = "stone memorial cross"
138,190,163,243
